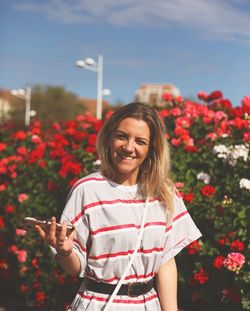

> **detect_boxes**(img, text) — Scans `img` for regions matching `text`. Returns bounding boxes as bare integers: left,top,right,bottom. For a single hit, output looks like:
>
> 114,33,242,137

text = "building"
135,83,181,106
0,90,12,120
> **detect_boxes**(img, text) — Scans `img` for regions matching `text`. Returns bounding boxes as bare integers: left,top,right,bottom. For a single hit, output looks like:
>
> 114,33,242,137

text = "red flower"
181,192,195,203
93,120,103,132
13,131,26,140
193,268,209,285
17,146,27,156
241,96,250,114
230,240,244,251
162,92,172,101
5,204,15,214
35,291,45,303
185,145,198,153
218,99,232,109
213,255,225,269
170,108,182,116
28,142,46,163
0,217,5,228
32,258,39,269
207,90,223,101
87,133,97,146
0,142,7,151
218,237,227,246
38,159,47,168
201,185,216,197
187,240,201,255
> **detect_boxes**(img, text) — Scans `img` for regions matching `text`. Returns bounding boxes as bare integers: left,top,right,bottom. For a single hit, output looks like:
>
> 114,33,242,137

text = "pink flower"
16,229,27,236
241,96,250,107
175,182,184,188
243,132,250,142
18,193,29,203
0,184,6,191
223,252,245,273
31,135,42,144
206,132,217,141
197,91,207,101
16,250,27,263
171,138,181,147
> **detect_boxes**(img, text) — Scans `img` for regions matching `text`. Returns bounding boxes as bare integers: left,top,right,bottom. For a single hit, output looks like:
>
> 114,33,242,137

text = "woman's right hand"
35,216,75,257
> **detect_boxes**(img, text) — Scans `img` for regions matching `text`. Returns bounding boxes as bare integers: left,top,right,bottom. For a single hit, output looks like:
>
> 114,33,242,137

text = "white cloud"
14,0,250,43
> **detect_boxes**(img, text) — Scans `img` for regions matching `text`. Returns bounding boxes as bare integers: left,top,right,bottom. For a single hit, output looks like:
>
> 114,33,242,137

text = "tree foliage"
9,85,86,124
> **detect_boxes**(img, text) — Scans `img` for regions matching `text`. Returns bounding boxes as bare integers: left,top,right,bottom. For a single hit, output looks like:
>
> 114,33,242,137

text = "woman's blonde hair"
96,102,174,214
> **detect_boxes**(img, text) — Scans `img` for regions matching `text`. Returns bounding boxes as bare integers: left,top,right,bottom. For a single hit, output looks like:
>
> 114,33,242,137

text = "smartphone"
18,217,75,236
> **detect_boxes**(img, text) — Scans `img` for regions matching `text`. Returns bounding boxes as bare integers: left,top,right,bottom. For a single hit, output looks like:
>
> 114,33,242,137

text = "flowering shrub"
160,91,249,310
0,93,249,310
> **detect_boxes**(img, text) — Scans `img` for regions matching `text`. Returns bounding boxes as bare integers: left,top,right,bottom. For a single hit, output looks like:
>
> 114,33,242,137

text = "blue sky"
1,0,250,106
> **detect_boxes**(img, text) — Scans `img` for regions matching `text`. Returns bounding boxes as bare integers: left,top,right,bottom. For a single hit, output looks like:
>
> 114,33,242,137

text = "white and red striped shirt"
61,172,202,310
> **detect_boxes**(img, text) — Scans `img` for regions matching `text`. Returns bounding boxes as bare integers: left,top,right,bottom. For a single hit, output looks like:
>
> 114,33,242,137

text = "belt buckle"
128,282,146,297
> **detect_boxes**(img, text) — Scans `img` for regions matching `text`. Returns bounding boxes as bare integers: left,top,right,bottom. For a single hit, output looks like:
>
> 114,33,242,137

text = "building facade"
135,83,181,106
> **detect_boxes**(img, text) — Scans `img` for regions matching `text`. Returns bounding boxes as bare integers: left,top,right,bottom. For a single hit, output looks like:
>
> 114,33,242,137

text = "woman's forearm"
156,258,178,311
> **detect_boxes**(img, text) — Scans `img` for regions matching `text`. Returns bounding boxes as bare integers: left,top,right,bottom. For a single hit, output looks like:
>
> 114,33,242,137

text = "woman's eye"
115,134,126,140
136,139,147,145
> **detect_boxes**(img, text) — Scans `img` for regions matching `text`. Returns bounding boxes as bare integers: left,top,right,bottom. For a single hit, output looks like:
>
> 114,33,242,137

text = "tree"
9,85,86,124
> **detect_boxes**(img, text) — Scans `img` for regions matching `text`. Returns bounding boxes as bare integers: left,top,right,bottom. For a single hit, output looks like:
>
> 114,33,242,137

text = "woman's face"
110,117,150,185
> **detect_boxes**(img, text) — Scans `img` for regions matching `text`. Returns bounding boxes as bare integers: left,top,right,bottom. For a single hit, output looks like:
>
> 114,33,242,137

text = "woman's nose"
123,139,135,151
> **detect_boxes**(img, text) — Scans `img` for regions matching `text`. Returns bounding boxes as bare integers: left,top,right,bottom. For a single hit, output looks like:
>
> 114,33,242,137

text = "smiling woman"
109,117,150,185
35,102,202,311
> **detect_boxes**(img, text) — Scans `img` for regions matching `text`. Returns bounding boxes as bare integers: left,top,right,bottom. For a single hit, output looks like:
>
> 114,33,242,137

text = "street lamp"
11,86,36,126
76,54,110,119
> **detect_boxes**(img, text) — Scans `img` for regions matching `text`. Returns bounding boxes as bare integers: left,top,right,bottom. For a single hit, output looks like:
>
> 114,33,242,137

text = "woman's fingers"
35,225,46,238
35,217,74,253
56,222,67,248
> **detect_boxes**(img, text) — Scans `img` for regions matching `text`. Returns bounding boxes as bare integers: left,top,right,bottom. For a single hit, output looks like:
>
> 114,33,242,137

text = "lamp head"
76,60,86,68
84,57,97,66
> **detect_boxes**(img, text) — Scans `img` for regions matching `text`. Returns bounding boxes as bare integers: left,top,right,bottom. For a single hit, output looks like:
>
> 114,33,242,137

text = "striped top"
61,172,202,310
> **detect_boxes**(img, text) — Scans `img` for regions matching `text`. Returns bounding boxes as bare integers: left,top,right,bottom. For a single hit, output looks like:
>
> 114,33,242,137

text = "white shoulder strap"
103,197,149,311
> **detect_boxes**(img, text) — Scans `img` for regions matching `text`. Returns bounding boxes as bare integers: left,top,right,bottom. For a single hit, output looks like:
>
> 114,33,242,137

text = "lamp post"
11,86,36,126
76,54,110,119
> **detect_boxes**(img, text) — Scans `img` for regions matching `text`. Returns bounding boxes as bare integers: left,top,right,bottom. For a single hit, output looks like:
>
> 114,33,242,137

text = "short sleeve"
60,185,90,277
160,194,202,266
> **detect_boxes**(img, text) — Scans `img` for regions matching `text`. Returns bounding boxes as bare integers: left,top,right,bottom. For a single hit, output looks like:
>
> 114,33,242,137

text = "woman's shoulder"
70,171,106,191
